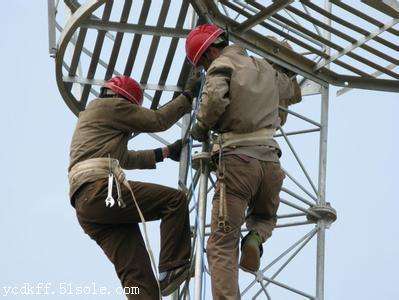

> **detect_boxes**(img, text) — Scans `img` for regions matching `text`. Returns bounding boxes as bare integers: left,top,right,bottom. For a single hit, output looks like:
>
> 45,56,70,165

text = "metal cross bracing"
193,0,399,93
47,1,398,299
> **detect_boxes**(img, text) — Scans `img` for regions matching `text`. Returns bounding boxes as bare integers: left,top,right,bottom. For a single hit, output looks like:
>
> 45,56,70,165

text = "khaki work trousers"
73,178,191,300
207,155,285,300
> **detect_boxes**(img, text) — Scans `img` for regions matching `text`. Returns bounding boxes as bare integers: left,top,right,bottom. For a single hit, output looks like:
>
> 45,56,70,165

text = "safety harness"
69,157,161,298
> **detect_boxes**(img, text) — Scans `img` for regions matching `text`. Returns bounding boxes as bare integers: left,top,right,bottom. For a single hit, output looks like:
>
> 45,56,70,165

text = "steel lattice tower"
48,1,399,299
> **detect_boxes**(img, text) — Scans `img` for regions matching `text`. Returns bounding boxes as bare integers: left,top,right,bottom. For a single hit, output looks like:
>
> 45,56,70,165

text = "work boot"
159,265,190,296
239,231,263,273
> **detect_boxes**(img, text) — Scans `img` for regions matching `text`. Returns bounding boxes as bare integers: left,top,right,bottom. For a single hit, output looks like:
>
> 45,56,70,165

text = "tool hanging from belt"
105,155,126,208
217,136,231,233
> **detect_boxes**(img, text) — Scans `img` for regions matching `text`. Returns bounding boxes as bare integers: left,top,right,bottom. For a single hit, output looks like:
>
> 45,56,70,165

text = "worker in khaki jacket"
185,24,301,299
68,75,198,299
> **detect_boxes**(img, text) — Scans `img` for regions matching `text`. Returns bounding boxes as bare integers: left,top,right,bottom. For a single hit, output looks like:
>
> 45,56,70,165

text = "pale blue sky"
1,1,398,299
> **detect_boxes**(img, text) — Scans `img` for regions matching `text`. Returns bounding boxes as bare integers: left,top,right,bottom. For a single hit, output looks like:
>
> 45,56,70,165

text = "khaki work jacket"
197,45,299,161
68,95,191,198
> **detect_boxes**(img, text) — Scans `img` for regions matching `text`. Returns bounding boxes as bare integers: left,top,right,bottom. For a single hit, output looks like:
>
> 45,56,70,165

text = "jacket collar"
220,44,248,56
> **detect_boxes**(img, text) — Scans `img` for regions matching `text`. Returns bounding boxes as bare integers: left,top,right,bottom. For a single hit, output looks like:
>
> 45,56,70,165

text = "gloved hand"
266,35,297,77
191,122,209,142
274,64,297,78
184,68,202,99
167,139,184,162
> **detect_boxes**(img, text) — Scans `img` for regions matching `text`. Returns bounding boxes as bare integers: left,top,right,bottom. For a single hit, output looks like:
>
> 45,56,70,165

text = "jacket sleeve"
276,71,295,102
196,57,234,129
120,149,157,170
112,95,191,133
277,71,302,126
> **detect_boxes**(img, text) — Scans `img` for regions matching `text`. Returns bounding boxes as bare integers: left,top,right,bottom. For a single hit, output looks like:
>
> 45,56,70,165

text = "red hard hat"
185,24,225,66
103,76,143,106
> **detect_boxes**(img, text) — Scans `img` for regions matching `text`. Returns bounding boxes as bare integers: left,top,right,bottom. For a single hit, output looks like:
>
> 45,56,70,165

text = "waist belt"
213,127,276,151
69,157,127,206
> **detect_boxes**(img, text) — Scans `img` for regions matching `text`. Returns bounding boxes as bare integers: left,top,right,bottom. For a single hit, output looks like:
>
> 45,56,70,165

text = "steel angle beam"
64,0,80,13
330,75,399,93
55,0,192,117
193,0,399,93
79,0,113,107
330,0,399,36
80,20,190,38
235,0,294,33
141,0,171,85
362,0,399,18
230,0,399,82
123,0,151,77
152,0,190,109
63,75,183,92
56,0,107,115
314,18,399,70
47,0,57,57
197,0,327,86
55,0,399,117
234,0,325,48
301,80,321,96
104,0,132,80
301,0,399,52
284,4,399,79
337,63,398,96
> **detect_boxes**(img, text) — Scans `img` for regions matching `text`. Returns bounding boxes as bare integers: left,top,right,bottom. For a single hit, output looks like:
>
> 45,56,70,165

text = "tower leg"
316,85,329,300
194,144,210,300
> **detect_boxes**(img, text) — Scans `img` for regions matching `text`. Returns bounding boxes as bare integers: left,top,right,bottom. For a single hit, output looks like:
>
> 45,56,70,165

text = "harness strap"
216,137,231,233
213,127,276,150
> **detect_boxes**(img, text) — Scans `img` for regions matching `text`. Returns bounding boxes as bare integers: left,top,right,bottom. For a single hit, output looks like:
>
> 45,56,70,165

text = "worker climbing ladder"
48,0,399,299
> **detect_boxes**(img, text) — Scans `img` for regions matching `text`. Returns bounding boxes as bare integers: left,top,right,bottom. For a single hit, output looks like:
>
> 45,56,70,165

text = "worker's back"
206,45,290,134
69,98,132,172
196,44,296,161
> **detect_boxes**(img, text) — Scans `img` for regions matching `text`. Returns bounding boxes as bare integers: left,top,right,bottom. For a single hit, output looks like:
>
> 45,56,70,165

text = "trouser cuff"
159,260,190,273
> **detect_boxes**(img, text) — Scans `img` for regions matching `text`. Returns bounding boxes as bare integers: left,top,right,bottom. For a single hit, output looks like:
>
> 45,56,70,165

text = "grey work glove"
184,68,202,100
167,139,184,162
191,122,209,142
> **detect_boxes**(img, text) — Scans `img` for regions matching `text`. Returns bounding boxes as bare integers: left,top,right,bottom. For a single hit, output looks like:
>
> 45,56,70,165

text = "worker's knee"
177,189,187,203
207,230,241,277
207,228,240,256
168,189,188,210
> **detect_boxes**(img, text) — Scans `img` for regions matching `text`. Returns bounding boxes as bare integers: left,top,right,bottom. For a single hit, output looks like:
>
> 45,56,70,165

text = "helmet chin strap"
201,49,214,70
102,88,118,97
203,51,211,66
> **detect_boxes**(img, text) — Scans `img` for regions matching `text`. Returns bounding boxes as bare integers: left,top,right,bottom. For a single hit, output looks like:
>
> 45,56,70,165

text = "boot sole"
161,268,190,297
240,243,260,273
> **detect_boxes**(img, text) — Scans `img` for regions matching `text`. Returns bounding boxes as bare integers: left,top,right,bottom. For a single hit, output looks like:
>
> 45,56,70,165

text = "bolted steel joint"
190,225,196,238
306,202,337,225
191,151,212,170
255,271,263,282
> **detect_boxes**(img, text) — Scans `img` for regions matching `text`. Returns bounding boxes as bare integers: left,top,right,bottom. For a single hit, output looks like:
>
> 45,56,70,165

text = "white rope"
122,179,162,299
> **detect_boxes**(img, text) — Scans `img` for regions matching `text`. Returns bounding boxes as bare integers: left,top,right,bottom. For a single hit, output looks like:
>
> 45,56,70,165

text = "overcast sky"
1,1,398,299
